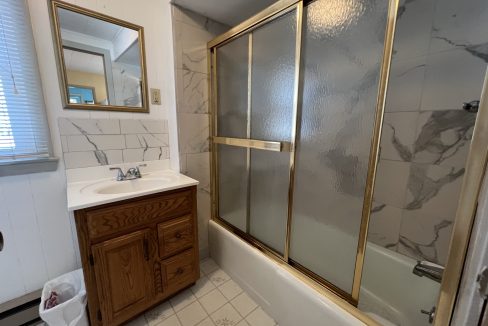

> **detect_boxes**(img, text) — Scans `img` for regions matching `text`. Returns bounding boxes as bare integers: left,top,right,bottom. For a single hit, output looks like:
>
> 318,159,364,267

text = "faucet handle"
109,167,125,181
135,164,147,178
421,306,436,324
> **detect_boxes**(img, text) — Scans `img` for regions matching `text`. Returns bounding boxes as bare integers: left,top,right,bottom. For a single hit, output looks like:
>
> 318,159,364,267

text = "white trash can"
39,269,88,326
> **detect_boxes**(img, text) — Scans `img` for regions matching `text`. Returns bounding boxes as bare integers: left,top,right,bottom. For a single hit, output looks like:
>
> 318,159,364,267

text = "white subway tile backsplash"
64,151,101,169
66,135,125,152
59,118,120,135
59,118,168,169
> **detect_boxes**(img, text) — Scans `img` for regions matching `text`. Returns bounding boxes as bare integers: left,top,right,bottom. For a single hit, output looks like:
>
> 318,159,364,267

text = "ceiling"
58,8,122,41
172,0,278,26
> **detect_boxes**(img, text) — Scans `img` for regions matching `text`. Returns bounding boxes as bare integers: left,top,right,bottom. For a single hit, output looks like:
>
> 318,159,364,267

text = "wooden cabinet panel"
161,249,197,294
74,186,199,326
158,215,193,258
86,190,192,240
92,229,153,325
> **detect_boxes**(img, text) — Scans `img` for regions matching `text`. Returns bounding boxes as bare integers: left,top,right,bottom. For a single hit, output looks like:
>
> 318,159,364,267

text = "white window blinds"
0,0,52,163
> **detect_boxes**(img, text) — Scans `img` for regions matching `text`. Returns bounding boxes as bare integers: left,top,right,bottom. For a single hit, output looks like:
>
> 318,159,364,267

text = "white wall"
0,0,178,305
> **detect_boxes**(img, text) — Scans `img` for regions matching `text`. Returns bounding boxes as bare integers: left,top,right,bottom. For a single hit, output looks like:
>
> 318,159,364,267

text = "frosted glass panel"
249,150,290,254
248,11,296,254
290,0,389,294
217,35,249,138
250,11,296,142
218,145,248,231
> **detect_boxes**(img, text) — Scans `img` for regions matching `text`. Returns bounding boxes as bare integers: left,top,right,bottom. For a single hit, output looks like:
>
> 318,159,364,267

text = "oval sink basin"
81,177,174,195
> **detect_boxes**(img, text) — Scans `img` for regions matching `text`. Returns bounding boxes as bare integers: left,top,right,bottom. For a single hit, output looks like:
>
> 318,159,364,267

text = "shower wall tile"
380,112,419,161
392,0,435,60
404,163,465,221
385,57,426,112
178,113,210,154
59,118,170,169
412,110,475,169
186,152,211,194
172,5,229,258
371,0,487,265
420,49,487,111
397,209,454,265
368,203,403,247
176,69,209,114
429,0,488,54
373,160,410,208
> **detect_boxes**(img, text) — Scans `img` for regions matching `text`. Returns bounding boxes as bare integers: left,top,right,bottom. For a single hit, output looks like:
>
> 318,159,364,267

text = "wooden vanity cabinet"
74,186,199,326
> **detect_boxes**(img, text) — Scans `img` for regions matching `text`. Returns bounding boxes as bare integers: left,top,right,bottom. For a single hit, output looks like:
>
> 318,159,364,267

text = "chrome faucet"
413,261,444,283
110,164,147,181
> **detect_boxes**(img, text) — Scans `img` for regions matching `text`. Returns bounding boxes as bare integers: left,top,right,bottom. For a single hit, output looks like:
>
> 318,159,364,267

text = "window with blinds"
0,0,53,165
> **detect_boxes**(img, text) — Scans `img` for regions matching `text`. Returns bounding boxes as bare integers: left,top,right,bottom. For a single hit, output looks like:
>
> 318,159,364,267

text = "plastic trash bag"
39,269,88,326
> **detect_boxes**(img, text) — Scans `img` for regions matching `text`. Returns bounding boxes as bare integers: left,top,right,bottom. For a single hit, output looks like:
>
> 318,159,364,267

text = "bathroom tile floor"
31,258,275,326
126,257,278,326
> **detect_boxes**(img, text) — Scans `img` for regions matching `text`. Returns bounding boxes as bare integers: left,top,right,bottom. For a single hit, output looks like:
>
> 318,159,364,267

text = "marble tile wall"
368,0,487,265
58,118,170,169
171,5,229,257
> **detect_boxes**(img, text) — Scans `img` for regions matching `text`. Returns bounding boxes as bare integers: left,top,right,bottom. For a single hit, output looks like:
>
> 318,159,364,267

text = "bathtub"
209,220,440,326
360,242,440,326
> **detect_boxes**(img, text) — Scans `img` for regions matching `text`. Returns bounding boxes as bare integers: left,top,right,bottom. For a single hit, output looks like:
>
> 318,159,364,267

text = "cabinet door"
92,229,153,325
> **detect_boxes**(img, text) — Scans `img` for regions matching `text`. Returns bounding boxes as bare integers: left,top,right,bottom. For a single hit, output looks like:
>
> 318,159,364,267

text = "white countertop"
66,161,199,210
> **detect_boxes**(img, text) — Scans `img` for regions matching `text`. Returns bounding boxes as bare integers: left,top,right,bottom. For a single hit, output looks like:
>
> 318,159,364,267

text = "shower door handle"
213,137,292,152
0,230,4,252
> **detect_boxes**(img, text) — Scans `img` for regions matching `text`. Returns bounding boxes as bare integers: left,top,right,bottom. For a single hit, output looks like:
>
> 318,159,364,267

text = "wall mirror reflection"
50,0,149,112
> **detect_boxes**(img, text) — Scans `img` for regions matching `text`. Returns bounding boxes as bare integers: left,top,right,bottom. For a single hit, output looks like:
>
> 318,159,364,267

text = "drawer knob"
175,232,182,239
176,267,184,275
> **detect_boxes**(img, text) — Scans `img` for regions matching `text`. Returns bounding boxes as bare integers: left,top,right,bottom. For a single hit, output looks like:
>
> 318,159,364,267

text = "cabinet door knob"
175,232,182,239
0,231,3,252
176,267,184,275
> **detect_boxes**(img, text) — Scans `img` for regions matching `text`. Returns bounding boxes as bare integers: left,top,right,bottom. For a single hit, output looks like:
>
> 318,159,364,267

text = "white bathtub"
209,220,440,326
360,242,440,326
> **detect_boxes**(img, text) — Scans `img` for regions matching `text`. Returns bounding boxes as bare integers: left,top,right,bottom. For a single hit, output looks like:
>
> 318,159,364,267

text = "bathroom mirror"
50,0,149,112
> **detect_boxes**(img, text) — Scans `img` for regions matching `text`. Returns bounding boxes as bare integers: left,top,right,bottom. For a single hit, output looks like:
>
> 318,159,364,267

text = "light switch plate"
150,88,161,105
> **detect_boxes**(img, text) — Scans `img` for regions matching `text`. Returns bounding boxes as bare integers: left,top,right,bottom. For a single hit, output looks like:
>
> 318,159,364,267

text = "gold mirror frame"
49,0,149,113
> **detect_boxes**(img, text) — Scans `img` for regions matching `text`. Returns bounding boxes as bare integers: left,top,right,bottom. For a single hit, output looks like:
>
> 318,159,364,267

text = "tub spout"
413,261,444,283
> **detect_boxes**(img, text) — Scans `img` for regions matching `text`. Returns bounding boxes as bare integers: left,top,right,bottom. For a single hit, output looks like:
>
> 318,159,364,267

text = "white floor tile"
208,269,231,287
218,280,243,300
231,293,258,318
196,317,216,326
191,275,216,298
171,289,197,312
200,258,219,275
145,301,174,325
158,315,182,326
176,301,208,326
236,320,250,326
210,303,242,326
245,308,275,326
126,315,148,326
122,259,273,326
199,289,228,314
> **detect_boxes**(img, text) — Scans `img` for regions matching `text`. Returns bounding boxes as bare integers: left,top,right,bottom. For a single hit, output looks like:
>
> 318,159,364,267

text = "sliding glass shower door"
289,0,389,295
211,0,395,302
215,8,298,255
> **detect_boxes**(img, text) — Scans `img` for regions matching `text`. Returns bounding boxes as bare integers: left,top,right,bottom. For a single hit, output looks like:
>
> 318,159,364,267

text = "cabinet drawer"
85,190,192,240
161,249,196,293
158,215,193,258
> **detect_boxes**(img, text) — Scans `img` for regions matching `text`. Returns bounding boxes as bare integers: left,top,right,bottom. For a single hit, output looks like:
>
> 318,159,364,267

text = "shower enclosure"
208,0,488,324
